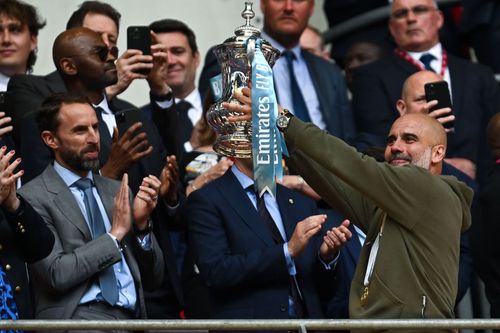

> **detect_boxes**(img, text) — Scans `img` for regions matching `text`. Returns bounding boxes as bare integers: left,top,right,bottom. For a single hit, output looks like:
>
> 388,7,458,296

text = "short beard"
59,145,100,172
412,147,432,169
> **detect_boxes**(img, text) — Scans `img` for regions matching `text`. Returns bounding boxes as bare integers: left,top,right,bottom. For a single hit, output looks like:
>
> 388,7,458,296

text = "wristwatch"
150,87,173,102
276,108,294,131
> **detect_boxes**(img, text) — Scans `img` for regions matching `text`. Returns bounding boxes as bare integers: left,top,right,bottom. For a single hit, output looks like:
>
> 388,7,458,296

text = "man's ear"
431,144,446,164
41,130,59,151
396,99,406,116
59,58,77,76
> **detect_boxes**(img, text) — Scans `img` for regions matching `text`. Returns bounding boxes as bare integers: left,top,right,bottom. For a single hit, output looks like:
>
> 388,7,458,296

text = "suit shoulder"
112,98,138,110
8,73,46,89
304,50,342,73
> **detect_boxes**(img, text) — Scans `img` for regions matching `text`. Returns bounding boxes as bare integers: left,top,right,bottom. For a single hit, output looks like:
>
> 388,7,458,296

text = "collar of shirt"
93,93,116,136
261,31,302,60
0,72,10,91
53,160,93,187
407,42,442,72
174,88,203,125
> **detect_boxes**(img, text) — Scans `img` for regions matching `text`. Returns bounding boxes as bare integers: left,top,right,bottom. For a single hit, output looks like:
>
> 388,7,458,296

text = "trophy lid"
222,1,262,44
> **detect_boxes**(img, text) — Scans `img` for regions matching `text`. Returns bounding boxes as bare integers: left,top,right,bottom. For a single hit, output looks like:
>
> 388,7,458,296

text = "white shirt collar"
175,88,202,110
407,43,442,65
93,93,112,114
0,72,10,91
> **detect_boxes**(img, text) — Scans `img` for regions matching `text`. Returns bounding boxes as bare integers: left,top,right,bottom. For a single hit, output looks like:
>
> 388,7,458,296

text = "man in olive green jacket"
226,91,473,332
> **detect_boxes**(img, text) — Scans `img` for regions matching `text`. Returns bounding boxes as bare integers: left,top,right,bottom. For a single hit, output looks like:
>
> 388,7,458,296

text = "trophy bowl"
207,1,280,158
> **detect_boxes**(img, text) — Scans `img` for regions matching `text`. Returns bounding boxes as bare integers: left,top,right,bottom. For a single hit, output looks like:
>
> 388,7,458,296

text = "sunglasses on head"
391,5,435,20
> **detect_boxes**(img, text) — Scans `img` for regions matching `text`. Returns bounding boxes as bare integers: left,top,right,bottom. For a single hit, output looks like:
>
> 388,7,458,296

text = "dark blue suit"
186,169,335,323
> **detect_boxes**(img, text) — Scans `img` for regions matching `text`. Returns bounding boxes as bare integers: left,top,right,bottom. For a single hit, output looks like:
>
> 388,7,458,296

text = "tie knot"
175,100,192,113
73,178,93,191
419,53,435,70
282,50,296,63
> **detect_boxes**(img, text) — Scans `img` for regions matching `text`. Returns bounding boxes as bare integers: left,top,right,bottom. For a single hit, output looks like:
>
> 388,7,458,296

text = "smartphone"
424,80,454,130
115,108,145,138
127,26,151,76
127,26,151,55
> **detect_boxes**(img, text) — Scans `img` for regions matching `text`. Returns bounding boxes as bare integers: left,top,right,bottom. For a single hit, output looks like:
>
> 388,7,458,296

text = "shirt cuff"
283,243,297,275
318,250,340,270
107,232,123,252
184,141,193,153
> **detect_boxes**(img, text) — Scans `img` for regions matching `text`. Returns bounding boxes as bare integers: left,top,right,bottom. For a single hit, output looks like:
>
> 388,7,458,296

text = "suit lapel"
42,165,92,240
217,171,275,246
276,186,297,241
447,55,464,119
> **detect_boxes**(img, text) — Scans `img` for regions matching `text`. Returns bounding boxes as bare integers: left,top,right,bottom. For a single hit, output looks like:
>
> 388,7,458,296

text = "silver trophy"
207,1,280,158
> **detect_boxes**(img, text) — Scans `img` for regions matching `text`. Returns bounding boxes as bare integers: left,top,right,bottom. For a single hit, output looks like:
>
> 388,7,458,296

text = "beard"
59,144,100,172
389,147,432,169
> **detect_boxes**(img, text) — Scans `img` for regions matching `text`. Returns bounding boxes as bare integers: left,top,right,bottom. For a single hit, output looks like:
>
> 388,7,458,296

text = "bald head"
53,27,104,71
397,70,442,115
52,27,117,98
385,113,446,174
487,113,500,159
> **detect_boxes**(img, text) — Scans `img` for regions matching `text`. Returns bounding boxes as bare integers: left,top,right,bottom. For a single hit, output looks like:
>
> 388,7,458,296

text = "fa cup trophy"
207,1,280,158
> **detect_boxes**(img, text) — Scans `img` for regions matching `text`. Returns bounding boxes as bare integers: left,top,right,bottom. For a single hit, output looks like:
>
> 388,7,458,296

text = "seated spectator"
474,112,500,327
299,25,331,61
19,92,164,323
0,141,55,321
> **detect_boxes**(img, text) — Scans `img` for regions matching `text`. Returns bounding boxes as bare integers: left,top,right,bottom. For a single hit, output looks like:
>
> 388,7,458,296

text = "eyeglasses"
68,45,119,61
391,5,435,20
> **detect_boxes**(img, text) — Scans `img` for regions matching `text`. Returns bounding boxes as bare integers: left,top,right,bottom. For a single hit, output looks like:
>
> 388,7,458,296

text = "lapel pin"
288,198,294,204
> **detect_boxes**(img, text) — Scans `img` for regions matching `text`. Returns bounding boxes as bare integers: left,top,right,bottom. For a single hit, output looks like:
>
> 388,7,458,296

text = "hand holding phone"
424,80,454,130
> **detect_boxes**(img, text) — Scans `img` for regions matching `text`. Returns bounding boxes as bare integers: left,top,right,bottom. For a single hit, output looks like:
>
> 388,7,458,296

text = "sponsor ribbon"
249,37,286,198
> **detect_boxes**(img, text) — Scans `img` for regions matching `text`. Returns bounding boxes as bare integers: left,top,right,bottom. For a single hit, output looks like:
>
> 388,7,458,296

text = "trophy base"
213,133,252,158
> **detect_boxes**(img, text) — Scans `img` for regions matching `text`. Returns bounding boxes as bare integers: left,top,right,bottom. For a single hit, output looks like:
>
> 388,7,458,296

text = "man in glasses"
350,0,500,185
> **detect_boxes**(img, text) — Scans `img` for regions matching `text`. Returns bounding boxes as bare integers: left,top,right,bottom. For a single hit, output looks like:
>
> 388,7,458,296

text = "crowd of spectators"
0,0,499,332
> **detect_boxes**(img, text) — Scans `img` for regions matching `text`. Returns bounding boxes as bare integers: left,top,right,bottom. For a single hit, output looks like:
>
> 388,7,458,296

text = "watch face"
277,115,288,128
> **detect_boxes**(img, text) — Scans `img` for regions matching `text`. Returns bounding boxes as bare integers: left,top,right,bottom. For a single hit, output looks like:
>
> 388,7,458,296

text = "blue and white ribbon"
250,38,287,198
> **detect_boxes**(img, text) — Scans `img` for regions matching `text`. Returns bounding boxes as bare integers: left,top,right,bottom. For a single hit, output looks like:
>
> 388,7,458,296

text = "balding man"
228,88,473,330
475,113,500,327
351,0,500,185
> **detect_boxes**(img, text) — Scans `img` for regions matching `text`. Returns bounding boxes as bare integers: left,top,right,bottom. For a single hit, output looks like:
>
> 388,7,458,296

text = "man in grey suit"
19,92,164,329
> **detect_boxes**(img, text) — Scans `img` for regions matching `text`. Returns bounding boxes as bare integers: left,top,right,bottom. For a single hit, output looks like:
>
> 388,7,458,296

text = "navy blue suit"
186,169,335,323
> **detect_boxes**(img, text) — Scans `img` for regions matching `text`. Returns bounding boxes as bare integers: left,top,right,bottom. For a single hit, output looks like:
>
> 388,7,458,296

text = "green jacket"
285,118,473,332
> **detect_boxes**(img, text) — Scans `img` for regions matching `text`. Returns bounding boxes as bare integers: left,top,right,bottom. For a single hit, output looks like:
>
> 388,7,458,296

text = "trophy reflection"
207,1,279,158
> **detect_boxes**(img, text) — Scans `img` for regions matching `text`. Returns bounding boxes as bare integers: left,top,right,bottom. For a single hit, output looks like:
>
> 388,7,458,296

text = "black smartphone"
127,26,151,76
127,26,151,55
115,108,145,138
424,80,454,129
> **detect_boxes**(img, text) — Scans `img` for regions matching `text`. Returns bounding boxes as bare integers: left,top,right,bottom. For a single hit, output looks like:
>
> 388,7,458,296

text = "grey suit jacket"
19,164,164,320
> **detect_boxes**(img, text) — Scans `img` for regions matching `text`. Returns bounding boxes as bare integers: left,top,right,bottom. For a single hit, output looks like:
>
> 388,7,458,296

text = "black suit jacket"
351,52,500,183
186,169,335,324
6,70,184,318
0,197,55,319
474,163,500,315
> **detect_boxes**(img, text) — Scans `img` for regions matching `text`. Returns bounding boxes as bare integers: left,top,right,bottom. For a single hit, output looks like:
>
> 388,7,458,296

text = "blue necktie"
73,178,119,306
0,265,22,332
282,51,311,123
419,53,436,72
